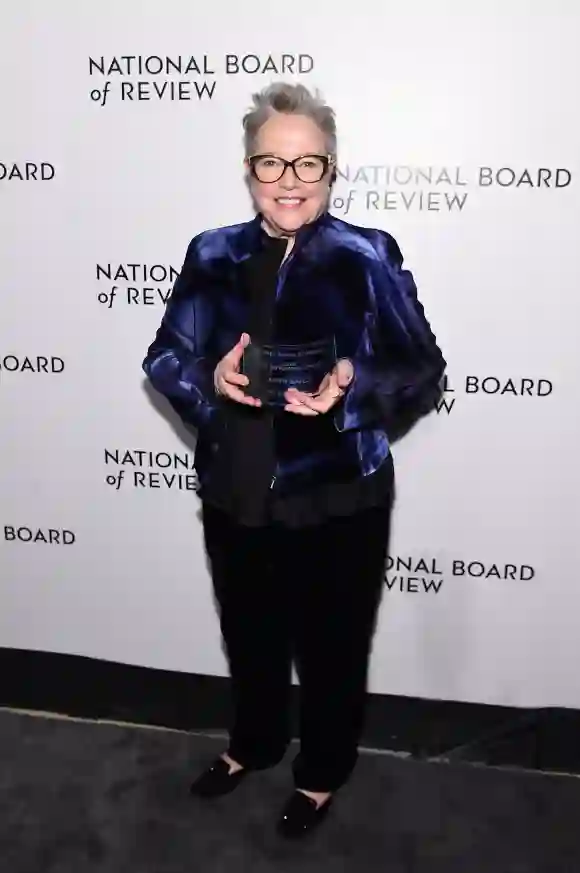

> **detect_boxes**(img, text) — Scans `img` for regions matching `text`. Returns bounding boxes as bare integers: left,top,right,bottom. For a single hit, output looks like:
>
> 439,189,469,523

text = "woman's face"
247,112,332,237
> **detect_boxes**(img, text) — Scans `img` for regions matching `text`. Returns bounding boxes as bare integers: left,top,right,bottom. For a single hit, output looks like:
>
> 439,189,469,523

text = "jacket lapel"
225,213,263,263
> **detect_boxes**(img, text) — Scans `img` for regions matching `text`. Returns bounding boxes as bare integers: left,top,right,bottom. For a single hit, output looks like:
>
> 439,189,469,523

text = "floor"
1,709,580,873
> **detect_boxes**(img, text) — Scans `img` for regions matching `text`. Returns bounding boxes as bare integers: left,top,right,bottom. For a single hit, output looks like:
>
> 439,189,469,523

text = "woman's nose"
279,165,299,189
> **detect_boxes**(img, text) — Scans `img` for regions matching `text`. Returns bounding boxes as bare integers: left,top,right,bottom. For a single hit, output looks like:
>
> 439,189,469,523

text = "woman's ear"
243,158,252,192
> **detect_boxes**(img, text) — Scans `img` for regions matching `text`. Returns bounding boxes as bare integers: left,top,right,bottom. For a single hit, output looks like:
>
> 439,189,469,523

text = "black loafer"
189,757,248,799
276,791,333,839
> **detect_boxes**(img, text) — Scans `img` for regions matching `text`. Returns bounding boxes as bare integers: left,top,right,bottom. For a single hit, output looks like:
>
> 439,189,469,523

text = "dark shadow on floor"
1,709,579,873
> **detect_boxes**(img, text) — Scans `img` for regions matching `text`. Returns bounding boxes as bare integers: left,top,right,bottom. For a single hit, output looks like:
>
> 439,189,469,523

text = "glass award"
242,336,337,408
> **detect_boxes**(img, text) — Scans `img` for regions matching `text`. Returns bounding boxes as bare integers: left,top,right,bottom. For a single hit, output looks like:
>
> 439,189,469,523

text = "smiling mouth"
276,198,305,207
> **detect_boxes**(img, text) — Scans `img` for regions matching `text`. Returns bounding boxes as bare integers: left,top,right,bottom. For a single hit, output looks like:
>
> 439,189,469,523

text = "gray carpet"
1,710,580,872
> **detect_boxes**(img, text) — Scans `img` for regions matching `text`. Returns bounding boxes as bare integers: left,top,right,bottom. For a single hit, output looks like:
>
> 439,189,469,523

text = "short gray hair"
242,82,337,157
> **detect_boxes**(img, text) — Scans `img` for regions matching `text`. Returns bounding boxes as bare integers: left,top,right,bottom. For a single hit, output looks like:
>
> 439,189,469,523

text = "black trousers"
201,500,391,792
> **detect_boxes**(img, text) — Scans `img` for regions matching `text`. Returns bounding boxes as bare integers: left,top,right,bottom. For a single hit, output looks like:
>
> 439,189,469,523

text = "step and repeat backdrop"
1,1,579,709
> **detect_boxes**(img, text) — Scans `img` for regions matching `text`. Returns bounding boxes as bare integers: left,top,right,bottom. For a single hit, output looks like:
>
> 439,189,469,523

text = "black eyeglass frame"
247,153,334,183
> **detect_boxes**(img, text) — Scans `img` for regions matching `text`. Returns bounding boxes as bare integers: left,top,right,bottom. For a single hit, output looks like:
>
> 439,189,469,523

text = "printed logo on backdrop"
96,263,179,308
0,355,65,375
434,374,554,415
88,54,314,106
4,525,75,545
385,555,536,594
0,162,55,182
331,164,572,215
104,448,199,492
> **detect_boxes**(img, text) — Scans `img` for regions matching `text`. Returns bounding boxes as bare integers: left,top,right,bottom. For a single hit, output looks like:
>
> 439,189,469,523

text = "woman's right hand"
213,333,262,407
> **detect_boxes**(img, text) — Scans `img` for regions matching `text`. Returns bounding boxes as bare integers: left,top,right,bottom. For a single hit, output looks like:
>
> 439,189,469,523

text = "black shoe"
189,757,248,799
276,791,333,839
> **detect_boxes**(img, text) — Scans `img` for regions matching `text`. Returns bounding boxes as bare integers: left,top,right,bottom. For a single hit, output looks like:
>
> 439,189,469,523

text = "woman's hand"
213,333,262,407
284,359,354,416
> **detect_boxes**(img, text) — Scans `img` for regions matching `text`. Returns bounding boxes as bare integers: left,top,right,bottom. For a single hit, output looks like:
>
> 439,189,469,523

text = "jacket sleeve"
334,231,446,434
142,234,221,434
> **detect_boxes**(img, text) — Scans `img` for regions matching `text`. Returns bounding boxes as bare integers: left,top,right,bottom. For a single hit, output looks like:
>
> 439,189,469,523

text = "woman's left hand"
284,359,355,416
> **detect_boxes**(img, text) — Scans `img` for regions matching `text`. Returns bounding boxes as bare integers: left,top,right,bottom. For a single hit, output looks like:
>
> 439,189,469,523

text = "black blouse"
200,230,393,528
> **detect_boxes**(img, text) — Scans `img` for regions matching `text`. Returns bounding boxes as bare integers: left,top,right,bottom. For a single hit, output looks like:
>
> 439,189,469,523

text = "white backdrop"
1,0,579,709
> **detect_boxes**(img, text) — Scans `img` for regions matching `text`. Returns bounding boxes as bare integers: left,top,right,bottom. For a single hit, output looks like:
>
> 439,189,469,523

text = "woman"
143,82,445,839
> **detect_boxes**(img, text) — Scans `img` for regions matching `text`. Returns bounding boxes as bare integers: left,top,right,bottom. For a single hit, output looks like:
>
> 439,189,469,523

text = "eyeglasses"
248,154,333,184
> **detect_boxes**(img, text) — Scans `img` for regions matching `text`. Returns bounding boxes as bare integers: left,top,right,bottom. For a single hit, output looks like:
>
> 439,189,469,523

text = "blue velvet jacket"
142,211,446,497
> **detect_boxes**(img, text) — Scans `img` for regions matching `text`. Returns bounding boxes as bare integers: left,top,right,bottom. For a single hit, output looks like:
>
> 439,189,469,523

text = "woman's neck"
260,219,295,259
